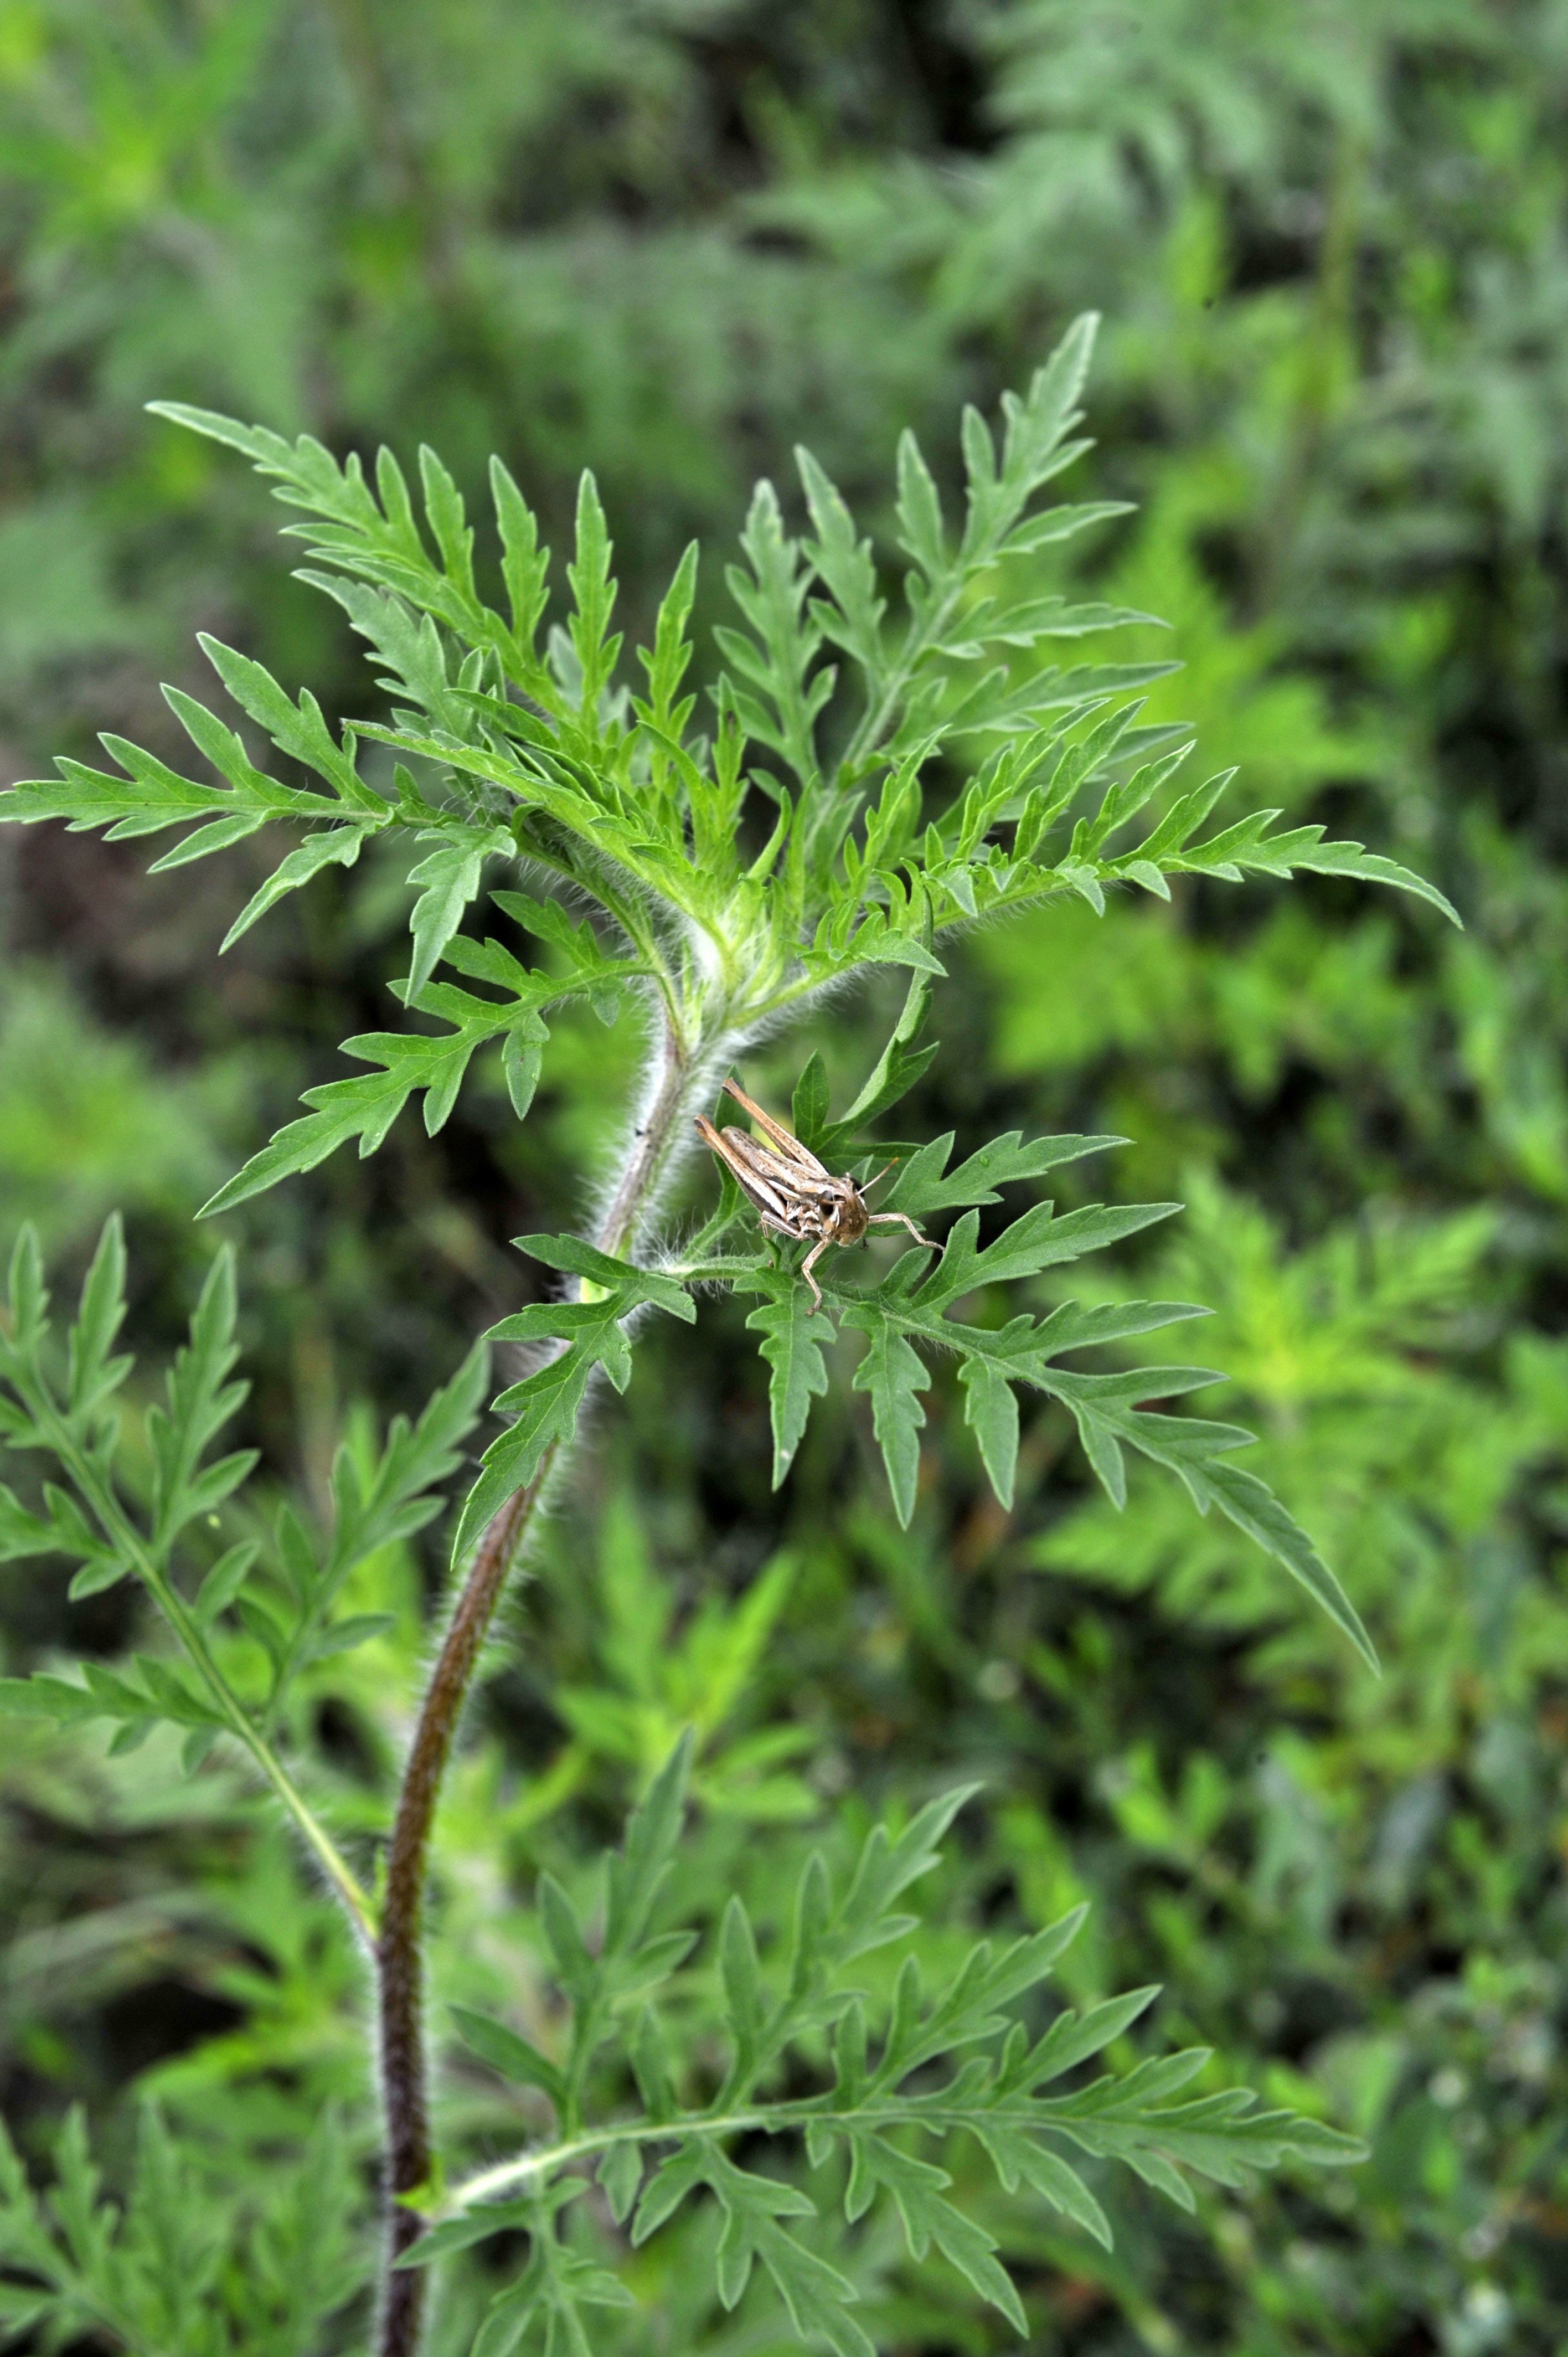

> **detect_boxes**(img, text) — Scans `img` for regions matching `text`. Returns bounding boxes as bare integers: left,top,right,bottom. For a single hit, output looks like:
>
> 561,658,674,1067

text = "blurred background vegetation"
3,1,1568,2350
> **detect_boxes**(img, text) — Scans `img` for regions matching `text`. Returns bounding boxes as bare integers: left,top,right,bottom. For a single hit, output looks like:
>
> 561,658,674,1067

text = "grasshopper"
696,1078,935,1311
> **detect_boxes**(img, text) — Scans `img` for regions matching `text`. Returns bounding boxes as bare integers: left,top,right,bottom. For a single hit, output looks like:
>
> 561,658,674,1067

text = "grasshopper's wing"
695,1115,808,1232
720,1078,831,1178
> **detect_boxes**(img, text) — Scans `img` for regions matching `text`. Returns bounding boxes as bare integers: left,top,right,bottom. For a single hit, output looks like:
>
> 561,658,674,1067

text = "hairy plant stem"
376,1012,701,2357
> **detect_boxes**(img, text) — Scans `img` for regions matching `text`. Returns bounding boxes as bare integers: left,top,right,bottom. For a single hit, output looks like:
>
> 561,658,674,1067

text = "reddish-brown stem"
375,1019,695,2357
375,1458,555,2357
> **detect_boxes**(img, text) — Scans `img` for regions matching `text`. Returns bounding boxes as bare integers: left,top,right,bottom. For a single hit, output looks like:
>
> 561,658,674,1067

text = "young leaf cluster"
1,320,1453,1224
404,1741,1361,2357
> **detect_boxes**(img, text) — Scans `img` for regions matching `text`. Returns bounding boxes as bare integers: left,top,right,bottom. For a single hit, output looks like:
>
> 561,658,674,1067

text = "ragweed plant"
0,318,1456,2356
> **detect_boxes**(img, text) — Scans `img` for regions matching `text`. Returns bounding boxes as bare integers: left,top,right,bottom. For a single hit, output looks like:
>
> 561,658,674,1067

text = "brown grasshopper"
695,1078,935,1311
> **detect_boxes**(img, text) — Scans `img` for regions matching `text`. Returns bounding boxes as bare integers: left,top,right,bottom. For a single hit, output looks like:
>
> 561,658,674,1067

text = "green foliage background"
1,1,1566,2350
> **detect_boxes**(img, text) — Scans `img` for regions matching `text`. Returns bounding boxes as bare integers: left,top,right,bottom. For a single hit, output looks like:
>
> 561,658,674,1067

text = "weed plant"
0,325,1458,2352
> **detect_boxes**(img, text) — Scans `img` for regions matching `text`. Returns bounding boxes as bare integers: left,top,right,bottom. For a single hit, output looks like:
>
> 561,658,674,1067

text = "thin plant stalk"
375,1010,703,2357
376,1454,556,2357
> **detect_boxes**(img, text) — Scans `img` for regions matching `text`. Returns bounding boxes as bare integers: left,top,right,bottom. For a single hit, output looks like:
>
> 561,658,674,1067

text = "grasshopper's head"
829,1180,870,1247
